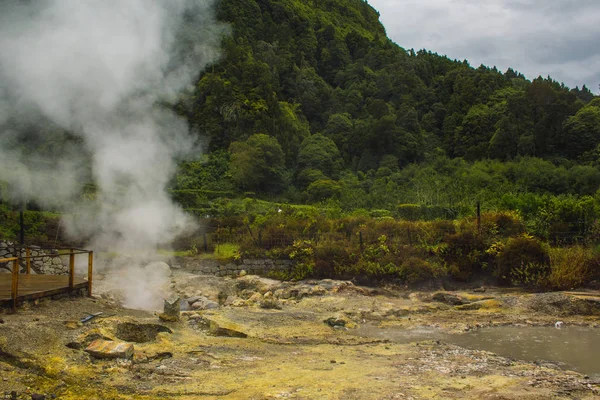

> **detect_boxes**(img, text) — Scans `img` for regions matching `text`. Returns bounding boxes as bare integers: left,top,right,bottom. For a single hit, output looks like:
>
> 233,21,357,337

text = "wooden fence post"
476,201,481,235
26,248,31,275
87,251,94,297
11,258,19,312
69,250,75,290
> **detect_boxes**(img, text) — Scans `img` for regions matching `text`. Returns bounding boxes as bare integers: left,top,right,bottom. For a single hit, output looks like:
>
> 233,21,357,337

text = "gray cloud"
368,0,600,90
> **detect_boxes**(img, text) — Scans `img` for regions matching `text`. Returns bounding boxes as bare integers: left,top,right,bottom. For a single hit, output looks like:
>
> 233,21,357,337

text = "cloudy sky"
368,0,600,92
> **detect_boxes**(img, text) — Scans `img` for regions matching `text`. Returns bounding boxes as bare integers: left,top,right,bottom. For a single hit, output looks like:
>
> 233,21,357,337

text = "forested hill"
176,0,600,206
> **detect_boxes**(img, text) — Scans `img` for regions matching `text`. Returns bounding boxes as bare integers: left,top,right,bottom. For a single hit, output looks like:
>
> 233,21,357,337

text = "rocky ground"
1,269,600,399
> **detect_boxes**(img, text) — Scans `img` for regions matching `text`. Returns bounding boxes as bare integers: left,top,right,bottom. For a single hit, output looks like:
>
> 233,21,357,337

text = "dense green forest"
3,0,600,288
172,0,600,220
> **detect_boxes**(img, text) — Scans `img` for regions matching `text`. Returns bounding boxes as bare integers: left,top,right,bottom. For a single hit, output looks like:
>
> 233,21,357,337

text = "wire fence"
0,207,596,253
179,226,597,255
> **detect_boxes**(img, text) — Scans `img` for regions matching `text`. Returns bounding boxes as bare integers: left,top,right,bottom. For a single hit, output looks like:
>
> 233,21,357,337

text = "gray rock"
207,320,247,338
163,296,181,320
190,297,219,310
186,296,201,305
431,292,466,306
145,261,172,277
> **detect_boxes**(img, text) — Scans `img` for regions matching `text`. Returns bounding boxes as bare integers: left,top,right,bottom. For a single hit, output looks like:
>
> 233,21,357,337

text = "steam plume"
0,0,226,309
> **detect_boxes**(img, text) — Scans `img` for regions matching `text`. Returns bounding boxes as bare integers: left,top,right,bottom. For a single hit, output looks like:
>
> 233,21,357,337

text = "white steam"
0,0,227,309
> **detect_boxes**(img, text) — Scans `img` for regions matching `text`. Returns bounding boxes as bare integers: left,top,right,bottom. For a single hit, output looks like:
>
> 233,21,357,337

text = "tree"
228,134,286,193
324,113,353,155
489,117,519,160
297,134,343,183
563,102,600,158
306,179,343,202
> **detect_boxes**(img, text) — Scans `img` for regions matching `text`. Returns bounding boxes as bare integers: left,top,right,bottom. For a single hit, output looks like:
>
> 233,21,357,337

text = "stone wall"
0,241,68,275
177,257,294,277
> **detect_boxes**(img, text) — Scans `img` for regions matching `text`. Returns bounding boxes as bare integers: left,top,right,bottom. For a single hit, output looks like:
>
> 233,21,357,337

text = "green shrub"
306,179,343,202
481,211,525,237
413,220,456,248
510,262,550,287
399,257,441,284
313,239,356,278
546,246,593,290
442,230,487,280
396,204,421,221
585,253,600,284
495,236,549,284
287,240,315,280
370,209,393,218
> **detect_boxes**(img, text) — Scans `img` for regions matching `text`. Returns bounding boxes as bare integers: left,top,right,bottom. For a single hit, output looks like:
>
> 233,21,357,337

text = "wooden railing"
0,256,19,312
1,247,93,312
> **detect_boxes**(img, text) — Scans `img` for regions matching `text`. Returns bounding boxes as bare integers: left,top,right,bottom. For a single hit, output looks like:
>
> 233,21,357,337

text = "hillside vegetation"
3,0,600,288
176,0,598,204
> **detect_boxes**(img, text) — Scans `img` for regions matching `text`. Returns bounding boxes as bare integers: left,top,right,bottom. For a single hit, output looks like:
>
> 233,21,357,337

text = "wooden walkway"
0,274,88,306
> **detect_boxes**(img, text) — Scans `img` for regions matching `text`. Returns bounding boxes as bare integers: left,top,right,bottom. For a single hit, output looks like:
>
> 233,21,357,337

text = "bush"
370,209,393,218
306,179,343,202
287,240,315,280
495,236,550,284
399,257,442,284
546,246,593,290
396,204,421,221
481,211,525,237
313,239,356,278
585,252,600,284
509,262,550,288
442,230,487,280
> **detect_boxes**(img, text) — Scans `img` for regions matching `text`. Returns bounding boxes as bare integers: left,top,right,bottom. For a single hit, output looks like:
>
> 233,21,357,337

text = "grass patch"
201,243,240,263
157,249,189,257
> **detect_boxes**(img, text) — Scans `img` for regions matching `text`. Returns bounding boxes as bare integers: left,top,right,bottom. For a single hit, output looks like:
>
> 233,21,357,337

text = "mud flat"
1,271,599,399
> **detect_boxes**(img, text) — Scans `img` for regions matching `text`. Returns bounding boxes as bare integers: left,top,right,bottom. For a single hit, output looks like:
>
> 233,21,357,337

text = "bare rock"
85,339,134,359
431,292,466,306
527,293,600,316
190,297,219,310
259,298,282,310
158,313,178,322
324,314,357,329
163,296,180,321
235,275,281,295
146,261,172,277
204,317,247,338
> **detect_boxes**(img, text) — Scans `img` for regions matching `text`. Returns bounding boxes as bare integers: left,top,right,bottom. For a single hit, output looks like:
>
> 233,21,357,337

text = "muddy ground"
1,270,600,399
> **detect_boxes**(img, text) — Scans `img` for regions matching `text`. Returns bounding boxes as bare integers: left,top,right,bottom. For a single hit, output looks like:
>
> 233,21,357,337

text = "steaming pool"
351,324,600,378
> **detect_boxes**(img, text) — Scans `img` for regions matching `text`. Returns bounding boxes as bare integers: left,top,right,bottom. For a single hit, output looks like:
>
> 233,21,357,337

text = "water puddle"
446,326,600,378
351,324,600,378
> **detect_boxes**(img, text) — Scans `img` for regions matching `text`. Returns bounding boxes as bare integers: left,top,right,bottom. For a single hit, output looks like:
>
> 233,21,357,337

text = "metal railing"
1,247,93,312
